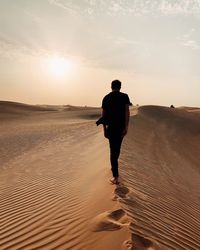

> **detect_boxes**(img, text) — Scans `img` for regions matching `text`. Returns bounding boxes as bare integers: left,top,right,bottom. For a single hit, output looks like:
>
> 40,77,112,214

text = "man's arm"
122,104,130,136
102,109,109,139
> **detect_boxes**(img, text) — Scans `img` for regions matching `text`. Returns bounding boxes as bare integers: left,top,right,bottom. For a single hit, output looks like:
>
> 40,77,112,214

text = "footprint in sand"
114,186,130,198
89,209,129,232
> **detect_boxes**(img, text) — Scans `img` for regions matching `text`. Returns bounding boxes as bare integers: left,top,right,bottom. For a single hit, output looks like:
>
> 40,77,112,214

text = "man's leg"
109,135,123,178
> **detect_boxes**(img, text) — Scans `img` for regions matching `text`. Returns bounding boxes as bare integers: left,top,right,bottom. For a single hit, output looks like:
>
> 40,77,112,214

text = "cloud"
182,40,200,50
158,0,200,15
48,0,200,16
178,28,200,50
22,9,44,24
0,33,79,68
48,0,80,14
0,33,47,62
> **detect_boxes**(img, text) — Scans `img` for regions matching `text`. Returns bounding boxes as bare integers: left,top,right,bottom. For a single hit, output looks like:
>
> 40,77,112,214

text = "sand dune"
0,101,101,122
0,101,129,250
0,102,200,249
0,101,58,113
118,105,200,249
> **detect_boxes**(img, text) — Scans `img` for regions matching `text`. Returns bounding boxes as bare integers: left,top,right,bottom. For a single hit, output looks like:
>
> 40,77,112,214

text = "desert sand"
0,101,200,250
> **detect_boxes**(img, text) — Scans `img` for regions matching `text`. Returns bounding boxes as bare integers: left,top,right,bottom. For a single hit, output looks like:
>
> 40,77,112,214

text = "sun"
45,56,72,78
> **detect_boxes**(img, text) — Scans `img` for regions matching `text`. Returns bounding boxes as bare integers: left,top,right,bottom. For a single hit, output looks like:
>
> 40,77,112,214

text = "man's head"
111,80,121,91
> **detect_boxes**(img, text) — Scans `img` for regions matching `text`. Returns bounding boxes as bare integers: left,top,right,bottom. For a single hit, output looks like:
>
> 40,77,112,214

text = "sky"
0,0,200,107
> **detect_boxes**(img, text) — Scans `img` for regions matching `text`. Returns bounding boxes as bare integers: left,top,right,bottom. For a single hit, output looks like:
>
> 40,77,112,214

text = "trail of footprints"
90,184,159,250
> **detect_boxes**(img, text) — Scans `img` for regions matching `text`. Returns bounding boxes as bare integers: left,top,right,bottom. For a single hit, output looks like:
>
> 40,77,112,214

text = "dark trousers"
108,133,123,178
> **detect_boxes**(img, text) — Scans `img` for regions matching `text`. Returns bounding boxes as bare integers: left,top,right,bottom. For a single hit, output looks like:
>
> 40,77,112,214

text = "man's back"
102,91,131,130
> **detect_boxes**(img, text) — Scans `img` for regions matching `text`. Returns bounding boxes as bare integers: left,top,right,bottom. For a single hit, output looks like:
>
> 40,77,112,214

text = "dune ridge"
117,105,200,250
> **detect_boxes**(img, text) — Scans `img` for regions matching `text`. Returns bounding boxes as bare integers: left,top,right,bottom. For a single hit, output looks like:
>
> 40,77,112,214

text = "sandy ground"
0,101,200,250
0,101,129,250
119,105,200,250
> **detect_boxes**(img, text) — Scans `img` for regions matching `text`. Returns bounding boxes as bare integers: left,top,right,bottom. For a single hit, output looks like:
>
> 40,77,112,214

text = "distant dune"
0,100,100,113
0,100,101,121
0,102,199,249
0,101,58,112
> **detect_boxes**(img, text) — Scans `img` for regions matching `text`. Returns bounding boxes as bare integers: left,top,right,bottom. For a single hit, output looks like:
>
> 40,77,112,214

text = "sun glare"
45,56,72,78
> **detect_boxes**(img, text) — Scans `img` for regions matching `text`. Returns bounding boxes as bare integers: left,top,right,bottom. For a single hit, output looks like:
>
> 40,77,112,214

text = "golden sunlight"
45,55,73,79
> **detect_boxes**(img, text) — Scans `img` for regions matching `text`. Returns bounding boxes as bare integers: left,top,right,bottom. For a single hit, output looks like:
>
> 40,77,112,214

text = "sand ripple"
118,106,200,250
0,115,109,250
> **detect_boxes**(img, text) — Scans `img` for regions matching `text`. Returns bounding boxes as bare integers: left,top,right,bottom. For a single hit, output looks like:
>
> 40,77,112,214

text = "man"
101,80,131,185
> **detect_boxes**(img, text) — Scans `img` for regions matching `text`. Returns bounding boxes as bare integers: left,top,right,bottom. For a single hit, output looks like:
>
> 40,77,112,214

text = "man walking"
101,80,131,184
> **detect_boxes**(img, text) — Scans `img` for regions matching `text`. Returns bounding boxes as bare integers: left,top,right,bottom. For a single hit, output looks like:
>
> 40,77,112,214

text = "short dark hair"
111,80,121,90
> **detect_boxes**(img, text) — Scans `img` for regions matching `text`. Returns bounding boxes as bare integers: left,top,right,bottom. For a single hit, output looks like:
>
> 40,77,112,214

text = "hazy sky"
0,0,200,107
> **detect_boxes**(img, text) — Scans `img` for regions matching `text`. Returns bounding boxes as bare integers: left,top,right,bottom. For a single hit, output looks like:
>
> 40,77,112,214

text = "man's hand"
122,127,128,137
104,129,109,139
123,104,130,137
103,124,109,139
